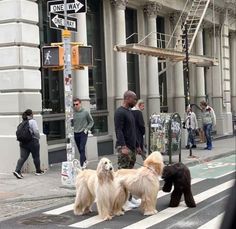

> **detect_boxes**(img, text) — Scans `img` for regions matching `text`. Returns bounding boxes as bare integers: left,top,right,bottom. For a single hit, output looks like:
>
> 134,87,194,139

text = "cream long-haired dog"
115,151,164,215
74,157,127,220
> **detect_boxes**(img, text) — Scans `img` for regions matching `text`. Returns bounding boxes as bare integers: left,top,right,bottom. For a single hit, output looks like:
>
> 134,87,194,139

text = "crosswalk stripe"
158,178,204,198
43,203,74,215
69,215,104,228
42,178,204,216
197,212,224,229
68,178,205,228
122,180,234,229
214,170,235,179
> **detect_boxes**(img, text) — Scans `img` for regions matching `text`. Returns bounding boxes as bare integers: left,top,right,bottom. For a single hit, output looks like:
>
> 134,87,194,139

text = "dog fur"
73,157,127,220
162,162,196,208
115,151,164,215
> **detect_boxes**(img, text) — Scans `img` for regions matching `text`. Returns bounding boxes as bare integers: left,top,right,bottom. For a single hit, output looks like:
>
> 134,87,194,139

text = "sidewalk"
0,136,235,220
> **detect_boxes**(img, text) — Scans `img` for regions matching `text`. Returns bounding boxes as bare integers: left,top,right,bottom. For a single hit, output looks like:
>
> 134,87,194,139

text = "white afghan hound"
115,151,164,215
74,157,127,220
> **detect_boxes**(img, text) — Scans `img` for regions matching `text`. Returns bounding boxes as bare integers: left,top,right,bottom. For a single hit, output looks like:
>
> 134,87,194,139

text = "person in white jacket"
200,100,216,150
184,105,198,149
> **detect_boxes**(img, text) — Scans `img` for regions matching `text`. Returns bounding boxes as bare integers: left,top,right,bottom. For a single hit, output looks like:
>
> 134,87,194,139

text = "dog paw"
103,215,113,220
74,210,83,216
114,210,125,216
144,210,157,216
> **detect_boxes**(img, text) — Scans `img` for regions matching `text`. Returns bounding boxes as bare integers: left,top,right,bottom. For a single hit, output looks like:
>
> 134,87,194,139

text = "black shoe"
35,170,45,176
191,145,197,148
185,145,190,149
13,171,23,179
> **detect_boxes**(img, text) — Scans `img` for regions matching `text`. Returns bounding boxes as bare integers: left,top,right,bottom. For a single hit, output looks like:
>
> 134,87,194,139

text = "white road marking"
214,170,235,179
122,180,234,229
43,203,74,215
197,212,224,229
68,178,205,228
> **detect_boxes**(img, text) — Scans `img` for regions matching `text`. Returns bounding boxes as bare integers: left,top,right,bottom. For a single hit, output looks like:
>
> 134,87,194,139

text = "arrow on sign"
49,13,77,32
52,14,76,28
48,0,86,14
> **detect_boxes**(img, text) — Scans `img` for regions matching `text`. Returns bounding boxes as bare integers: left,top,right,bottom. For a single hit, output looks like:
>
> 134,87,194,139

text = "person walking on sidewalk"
73,98,94,169
184,105,198,149
131,99,146,160
13,109,44,179
200,100,216,150
114,90,141,209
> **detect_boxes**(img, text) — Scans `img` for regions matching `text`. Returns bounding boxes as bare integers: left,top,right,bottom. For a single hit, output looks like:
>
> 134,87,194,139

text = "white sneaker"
130,197,141,207
122,200,138,211
82,161,87,169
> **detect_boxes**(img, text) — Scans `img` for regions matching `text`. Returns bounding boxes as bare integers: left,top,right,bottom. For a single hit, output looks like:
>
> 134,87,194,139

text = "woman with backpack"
13,109,44,179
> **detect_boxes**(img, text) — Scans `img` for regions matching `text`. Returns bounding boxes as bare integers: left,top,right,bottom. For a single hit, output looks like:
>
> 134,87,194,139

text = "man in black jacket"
114,90,141,209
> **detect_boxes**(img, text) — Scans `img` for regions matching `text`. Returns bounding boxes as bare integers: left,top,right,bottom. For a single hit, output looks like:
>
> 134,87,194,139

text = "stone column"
170,12,185,119
74,13,90,109
229,32,236,118
0,0,48,173
204,28,213,106
143,1,162,117
195,27,206,118
111,0,128,108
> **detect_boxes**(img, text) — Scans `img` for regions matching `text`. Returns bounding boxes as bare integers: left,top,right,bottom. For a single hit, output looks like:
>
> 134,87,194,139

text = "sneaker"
130,197,141,207
82,161,88,169
13,171,23,179
204,146,209,150
185,145,190,149
122,200,138,211
191,145,197,148
35,170,45,176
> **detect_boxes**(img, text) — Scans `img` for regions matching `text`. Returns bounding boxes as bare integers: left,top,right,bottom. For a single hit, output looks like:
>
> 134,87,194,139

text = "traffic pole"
60,0,79,187
62,29,75,162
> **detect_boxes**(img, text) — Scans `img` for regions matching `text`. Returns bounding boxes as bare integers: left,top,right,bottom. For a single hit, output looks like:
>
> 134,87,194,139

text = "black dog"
162,163,196,208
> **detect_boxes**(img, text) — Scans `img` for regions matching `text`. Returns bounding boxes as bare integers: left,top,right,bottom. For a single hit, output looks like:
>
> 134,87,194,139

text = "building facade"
0,0,235,172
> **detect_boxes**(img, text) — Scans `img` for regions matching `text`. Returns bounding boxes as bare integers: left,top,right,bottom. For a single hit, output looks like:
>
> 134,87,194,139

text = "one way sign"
48,0,86,15
49,13,77,32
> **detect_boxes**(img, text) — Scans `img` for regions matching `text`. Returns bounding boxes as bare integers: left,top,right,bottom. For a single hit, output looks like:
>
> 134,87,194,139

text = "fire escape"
114,0,218,67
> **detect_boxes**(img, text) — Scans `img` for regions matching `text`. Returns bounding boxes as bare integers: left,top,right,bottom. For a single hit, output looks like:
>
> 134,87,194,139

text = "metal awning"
114,44,218,67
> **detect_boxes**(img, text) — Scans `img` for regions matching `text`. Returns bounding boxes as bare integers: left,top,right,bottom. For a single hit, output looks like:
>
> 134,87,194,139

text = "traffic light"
71,45,93,67
42,46,64,68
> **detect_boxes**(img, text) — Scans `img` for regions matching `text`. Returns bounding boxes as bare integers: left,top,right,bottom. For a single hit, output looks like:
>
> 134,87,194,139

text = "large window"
39,0,65,144
157,16,167,112
39,0,108,140
87,0,108,135
126,8,140,97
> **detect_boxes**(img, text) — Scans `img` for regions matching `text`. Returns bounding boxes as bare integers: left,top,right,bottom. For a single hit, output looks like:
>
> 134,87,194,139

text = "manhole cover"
19,214,70,225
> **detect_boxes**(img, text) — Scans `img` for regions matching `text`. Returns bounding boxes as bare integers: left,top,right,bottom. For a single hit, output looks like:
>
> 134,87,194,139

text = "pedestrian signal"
71,45,93,67
42,46,64,68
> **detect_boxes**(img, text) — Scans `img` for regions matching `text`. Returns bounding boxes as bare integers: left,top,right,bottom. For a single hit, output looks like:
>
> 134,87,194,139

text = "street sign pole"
62,0,75,162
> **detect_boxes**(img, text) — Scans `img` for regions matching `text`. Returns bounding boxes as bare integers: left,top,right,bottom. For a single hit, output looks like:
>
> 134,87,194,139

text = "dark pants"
187,128,196,146
74,132,88,166
203,124,213,148
15,139,41,173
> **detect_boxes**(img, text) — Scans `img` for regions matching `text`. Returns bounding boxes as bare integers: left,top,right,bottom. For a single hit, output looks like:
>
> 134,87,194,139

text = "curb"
184,150,236,167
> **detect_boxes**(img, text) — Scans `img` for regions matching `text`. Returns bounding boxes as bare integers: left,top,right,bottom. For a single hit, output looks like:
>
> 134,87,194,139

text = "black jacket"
114,106,137,151
132,109,145,149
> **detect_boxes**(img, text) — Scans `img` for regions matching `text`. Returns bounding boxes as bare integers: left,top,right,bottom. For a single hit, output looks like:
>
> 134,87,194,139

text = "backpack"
16,120,33,143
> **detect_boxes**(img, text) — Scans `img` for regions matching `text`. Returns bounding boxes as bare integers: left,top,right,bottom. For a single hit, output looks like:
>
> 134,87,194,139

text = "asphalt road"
0,155,235,229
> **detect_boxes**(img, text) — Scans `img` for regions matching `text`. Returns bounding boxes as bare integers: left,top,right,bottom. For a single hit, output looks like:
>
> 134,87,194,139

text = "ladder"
181,0,211,52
